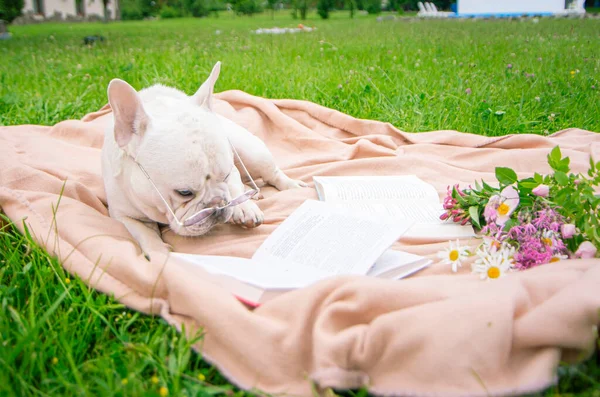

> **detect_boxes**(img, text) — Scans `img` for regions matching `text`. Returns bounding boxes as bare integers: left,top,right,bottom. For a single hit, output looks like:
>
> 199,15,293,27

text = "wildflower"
151,376,159,384
465,88,472,95
121,379,129,385
570,70,576,78
483,195,501,223
437,239,470,272
472,244,512,280
51,357,58,365
198,373,206,381
507,63,513,69
159,387,168,397
541,230,559,247
337,84,343,89
535,96,540,102
369,66,375,71
549,254,568,263
561,223,576,239
440,185,471,225
532,184,549,197
548,113,556,121
575,241,597,259
490,186,519,226
65,278,71,284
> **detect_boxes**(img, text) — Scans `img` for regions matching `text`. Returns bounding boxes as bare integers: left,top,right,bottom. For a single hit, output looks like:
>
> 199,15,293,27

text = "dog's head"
107,62,236,236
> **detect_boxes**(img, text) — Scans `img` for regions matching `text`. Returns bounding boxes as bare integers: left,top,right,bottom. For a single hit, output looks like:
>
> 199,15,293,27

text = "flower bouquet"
438,146,600,279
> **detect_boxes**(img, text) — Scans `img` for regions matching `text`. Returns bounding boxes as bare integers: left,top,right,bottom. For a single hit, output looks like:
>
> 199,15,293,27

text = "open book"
313,175,475,239
171,200,431,306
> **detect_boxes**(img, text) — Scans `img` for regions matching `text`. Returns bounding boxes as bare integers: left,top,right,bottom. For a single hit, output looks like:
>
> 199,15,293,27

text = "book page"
169,253,326,289
330,200,444,223
313,175,439,203
252,200,414,278
367,249,428,277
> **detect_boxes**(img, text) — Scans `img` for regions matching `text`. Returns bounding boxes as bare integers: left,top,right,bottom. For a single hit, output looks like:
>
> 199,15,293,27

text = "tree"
0,0,24,23
231,0,262,15
346,0,355,17
317,0,332,18
266,0,277,18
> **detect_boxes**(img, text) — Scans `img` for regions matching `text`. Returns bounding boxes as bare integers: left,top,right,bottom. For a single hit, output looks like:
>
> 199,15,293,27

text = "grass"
1,11,599,397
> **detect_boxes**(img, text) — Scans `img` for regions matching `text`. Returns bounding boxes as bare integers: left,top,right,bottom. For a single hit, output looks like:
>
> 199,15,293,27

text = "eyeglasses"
132,142,259,227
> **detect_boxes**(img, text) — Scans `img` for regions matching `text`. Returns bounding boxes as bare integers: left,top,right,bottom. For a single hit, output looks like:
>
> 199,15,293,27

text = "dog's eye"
176,189,194,198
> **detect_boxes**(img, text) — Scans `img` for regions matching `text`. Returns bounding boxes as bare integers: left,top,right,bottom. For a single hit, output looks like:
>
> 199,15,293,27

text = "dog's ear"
107,79,149,148
192,61,221,111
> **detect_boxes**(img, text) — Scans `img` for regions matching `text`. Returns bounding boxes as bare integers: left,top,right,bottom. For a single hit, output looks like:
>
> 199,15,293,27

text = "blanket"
1,90,599,397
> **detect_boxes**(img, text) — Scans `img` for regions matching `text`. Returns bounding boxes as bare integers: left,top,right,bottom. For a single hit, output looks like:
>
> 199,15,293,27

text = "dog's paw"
231,200,264,228
276,177,308,191
244,184,264,200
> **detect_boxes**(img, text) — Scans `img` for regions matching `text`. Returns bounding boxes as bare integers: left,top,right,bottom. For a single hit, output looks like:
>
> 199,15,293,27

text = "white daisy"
549,253,568,263
437,239,471,272
472,243,513,280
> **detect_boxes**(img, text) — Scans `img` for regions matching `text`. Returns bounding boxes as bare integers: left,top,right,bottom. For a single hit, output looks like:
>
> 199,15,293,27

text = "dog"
101,62,306,259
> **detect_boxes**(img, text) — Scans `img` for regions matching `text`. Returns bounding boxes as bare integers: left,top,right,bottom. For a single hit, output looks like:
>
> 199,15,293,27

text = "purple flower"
507,64,513,69
532,184,549,197
561,223,576,239
575,241,597,259
465,88,472,95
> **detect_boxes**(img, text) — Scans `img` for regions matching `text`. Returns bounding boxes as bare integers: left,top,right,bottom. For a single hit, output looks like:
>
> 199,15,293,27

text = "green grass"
1,11,599,397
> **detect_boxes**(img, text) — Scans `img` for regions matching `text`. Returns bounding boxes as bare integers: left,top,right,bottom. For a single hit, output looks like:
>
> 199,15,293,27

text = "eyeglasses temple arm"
229,139,260,192
136,161,184,226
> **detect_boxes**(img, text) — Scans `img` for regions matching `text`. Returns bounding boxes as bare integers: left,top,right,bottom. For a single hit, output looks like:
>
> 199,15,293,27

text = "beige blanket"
1,90,599,397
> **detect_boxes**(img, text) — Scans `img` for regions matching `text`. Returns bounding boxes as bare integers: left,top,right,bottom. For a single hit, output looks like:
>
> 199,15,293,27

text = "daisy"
438,240,471,272
549,254,568,263
472,248,512,280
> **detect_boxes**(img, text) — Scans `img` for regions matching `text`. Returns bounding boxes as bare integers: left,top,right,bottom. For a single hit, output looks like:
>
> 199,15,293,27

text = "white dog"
102,62,306,259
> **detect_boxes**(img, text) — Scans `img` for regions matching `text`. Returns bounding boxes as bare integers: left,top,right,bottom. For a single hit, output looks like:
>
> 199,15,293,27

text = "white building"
21,0,118,21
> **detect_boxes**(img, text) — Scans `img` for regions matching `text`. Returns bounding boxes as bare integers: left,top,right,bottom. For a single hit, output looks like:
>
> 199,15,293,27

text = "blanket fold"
1,90,599,397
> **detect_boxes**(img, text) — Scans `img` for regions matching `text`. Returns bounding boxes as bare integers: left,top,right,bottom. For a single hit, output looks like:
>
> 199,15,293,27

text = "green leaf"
534,173,543,183
503,218,518,232
554,171,569,186
495,167,518,185
549,146,562,163
518,178,539,189
469,206,481,229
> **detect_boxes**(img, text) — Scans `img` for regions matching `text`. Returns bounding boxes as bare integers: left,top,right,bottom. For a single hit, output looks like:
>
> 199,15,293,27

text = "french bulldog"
102,61,306,259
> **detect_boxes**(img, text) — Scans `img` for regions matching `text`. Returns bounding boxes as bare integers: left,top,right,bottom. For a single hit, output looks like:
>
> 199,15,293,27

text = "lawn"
1,11,599,397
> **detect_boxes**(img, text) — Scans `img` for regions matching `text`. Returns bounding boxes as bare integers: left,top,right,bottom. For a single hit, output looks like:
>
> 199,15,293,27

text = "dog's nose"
207,196,226,207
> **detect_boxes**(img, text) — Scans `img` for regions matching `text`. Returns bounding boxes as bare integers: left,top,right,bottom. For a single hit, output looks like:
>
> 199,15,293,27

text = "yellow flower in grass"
437,239,470,272
197,373,206,382
159,386,168,397
151,376,159,384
